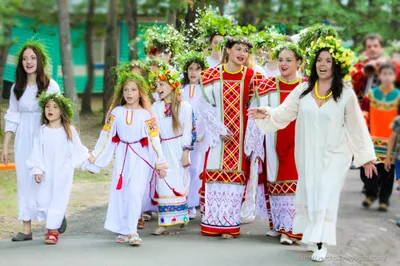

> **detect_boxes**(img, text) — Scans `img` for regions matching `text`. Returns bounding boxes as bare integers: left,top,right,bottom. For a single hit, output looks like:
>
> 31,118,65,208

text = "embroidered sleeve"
145,117,168,170
86,109,118,173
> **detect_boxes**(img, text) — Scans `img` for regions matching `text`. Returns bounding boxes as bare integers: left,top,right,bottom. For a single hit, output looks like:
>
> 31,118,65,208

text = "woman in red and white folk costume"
198,36,264,238
244,43,307,245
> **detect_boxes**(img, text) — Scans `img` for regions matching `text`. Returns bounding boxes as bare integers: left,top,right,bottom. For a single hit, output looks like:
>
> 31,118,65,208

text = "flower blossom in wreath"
305,36,355,80
271,42,305,61
156,66,182,94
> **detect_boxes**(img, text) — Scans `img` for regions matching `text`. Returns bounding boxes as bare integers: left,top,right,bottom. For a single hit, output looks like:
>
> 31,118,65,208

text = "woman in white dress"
88,73,168,246
2,40,60,241
27,93,88,245
151,66,194,235
178,51,209,219
248,37,377,262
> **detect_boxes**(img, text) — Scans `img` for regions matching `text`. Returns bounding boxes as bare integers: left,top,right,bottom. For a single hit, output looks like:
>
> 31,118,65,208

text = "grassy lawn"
0,95,113,239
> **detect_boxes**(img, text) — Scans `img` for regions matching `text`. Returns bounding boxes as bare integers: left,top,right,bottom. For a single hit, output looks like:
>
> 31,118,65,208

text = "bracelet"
182,146,193,151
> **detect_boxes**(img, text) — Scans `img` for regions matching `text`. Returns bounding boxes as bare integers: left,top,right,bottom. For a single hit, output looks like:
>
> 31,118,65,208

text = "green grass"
74,169,111,182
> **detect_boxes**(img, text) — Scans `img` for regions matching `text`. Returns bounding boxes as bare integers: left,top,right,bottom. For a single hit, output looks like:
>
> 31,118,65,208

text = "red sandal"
45,231,59,245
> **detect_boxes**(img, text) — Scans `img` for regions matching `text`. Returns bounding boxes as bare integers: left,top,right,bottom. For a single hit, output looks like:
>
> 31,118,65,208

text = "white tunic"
181,84,206,208
4,79,60,221
152,100,194,226
264,65,281,78
255,83,376,245
87,107,167,235
26,125,88,229
206,55,220,68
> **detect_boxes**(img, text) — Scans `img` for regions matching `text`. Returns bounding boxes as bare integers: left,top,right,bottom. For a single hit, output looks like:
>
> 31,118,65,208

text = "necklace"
223,64,243,75
314,81,332,100
278,76,300,85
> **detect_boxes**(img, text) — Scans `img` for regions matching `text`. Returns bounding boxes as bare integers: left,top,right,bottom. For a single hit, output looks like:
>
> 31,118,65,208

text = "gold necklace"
314,81,332,100
278,76,300,85
223,64,243,75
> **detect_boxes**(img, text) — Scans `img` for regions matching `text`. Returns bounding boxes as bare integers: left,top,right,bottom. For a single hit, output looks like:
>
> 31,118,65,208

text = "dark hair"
378,62,396,73
182,61,206,86
209,33,224,44
362,34,384,49
14,46,50,101
300,49,344,102
41,100,73,141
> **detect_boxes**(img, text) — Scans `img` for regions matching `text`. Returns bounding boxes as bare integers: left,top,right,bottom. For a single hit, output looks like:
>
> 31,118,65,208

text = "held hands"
157,169,166,178
35,174,42,184
182,150,191,168
363,161,378,179
247,107,269,120
220,129,234,142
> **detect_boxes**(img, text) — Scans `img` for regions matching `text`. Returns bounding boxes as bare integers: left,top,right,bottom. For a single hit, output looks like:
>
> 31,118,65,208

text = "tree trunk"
185,1,196,28
241,0,259,26
215,0,225,15
57,0,79,126
102,0,119,119
167,8,177,27
123,0,138,60
81,0,95,114
0,25,12,100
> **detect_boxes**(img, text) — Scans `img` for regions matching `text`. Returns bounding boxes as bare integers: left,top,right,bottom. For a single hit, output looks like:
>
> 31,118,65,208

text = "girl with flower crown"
2,40,61,242
178,51,209,219
198,35,264,239
151,66,195,235
87,73,168,246
26,93,88,245
243,42,307,245
248,37,376,262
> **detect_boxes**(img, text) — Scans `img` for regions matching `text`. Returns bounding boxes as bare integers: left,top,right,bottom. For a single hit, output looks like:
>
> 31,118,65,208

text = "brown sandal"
137,216,145,229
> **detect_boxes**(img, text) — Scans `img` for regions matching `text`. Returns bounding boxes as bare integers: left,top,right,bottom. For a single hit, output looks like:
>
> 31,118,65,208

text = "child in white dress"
27,93,88,245
87,73,168,246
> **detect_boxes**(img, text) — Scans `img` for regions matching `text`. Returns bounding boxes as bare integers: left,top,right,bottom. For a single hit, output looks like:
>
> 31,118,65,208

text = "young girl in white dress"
26,93,88,245
151,66,195,235
179,52,209,219
87,73,168,246
2,40,60,242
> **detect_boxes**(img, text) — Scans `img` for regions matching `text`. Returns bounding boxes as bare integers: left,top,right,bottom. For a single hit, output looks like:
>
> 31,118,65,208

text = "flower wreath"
251,27,286,51
16,38,51,69
144,24,185,58
305,36,355,80
114,72,150,95
177,51,209,73
156,66,182,94
271,42,305,61
38,92,74,121
298,24,338,51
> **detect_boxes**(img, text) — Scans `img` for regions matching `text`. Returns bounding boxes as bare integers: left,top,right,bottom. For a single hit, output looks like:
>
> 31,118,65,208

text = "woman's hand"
1,148,8,164
157,169,166,178
384,158,391,172
220,130,234,142
181,150,191,168
35,174,42,184
363,161,378,179
247,107,269,120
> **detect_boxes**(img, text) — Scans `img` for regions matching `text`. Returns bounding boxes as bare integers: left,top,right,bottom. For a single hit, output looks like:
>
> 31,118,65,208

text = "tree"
81,0,96,114
123,0,138,60
103,0,119,118
57,0,79,125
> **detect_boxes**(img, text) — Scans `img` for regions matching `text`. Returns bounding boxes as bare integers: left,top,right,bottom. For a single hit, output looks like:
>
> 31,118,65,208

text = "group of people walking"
3,8,400,263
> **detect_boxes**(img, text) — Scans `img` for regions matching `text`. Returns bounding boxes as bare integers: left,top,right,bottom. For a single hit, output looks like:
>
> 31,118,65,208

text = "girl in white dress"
26,93,88,245
178,52,209,219
2,40,60,241
151,66,195,235
87,73,168,246
248,37,377,262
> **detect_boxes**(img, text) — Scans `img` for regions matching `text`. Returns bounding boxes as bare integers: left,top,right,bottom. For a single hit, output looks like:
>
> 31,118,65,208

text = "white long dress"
152,100,194,226
255,83,376,246
181,84,206,209
87,107,168,235
26,125,88,229
4,80,60,221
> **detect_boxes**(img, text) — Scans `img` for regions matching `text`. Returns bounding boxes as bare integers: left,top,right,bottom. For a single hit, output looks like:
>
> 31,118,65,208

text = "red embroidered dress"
199,65,264,236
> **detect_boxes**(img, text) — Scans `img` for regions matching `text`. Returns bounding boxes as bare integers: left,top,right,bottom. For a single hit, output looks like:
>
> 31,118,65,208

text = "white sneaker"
188,207,196,219
311,245,327,262
280,234,293,245
265,230,281,237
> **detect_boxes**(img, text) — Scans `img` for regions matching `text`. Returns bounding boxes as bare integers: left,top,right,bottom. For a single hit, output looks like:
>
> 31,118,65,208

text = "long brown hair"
41,100,73,141
14,46,50,101
220,43,253,68
110,78,152,113
168,87,182,134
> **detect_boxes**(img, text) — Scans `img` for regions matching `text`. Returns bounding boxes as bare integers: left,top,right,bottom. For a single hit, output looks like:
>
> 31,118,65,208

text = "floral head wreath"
298,24,338,51
38,93,74,121
188,6,233,51
305,36,355,80
217,25,257,50
271,42,305,61
156,66,182,94
16,38,51,69
115,61,151,87
114,72,150,95
251,27,286,51
144,24,186,58
176,51,209,73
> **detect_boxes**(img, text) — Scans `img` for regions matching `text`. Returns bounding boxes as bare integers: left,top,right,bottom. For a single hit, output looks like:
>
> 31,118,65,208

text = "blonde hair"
111,78,152,113
220,44,254,68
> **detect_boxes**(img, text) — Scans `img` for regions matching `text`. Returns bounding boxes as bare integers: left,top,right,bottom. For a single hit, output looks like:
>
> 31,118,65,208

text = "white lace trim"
244,118,265,159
